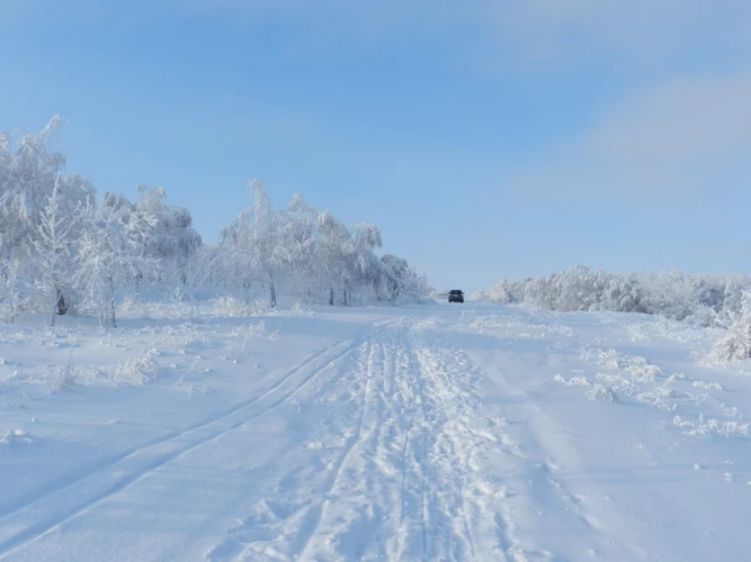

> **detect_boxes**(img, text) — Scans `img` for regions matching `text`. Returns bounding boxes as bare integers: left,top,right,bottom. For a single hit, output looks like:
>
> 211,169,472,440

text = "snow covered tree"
131,186,201,285
277,194,319,297
2,118,428,319
220,180,281,307
1,117,68,259
346,223,382,301
33,177,80,325
0,117,95,319
316,210,353,305
477,267,751,327
714,291,751,361
0,257,22,323
377,254,427,302
75,194,147,329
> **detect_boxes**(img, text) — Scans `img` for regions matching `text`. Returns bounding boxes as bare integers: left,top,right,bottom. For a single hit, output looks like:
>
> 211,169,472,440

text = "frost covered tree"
477,267,750,327
1,117,70,259
277,194,319,297
2,118,428,320
316,210,353,305
0,258,21,323
377,254,427,302
33,177,80,325
248,180,281,307
0,117,95,318
714,291,751,361
132,186,201,285
217,184,426,307
75,194,147,329
220,180,281,307
347,223,382,300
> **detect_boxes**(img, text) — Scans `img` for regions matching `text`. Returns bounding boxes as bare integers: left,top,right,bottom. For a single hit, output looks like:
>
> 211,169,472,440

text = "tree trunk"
56,289,68,315
100,276,117,331
343,279,351,307
109,276,117,329
269,281,277,309
329,287,334,306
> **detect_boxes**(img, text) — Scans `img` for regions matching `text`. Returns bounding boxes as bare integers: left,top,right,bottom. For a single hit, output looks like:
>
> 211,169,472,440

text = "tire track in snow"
201,312,547,562
168,311,532,562
0,320,400,560
402,319,562,562
206,323,416,562
209,321,433,562
397,341,439,561
203,339,377,562
285,324,436,561
293,339,381,561
404,338,495,561
0,336,343,523
261,316,521,561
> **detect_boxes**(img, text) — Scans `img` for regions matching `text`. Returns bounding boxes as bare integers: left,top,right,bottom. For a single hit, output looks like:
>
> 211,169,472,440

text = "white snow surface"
0,303,750,561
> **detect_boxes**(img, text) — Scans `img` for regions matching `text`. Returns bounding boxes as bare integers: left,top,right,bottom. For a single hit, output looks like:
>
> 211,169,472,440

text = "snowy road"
1,304,750,561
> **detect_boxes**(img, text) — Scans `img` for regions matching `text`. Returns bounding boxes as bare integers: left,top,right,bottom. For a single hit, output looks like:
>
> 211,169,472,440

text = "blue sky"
1,0,750,290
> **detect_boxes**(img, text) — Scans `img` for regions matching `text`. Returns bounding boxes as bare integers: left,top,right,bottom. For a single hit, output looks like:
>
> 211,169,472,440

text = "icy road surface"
1,304,750,561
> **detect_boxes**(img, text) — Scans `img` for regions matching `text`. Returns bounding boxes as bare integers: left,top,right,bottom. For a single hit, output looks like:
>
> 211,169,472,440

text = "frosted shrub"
47,365,80,391
478,267,750,326
112,349,158,385
713,292,751,361
210,295,269,317
0,428,33,445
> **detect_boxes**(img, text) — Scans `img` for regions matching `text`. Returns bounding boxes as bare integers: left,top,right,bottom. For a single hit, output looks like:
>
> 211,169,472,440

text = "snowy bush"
209,295,271,318
112,349,159,385
0,428,33,446
477,266,751,327
479,267,751,362
712,292,751,361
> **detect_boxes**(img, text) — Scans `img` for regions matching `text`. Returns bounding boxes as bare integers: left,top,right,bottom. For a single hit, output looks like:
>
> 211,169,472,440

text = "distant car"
448,290,464,303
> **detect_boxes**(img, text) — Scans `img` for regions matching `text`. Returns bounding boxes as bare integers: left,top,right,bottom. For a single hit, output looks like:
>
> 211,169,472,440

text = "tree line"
0,118,427,327
477,266,751,361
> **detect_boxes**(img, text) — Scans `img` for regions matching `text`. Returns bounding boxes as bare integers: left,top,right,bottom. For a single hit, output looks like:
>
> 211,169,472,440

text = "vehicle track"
277,316,515,561
293,339,380,561
215,322,427,561
0,319,400,559
283,325,412,561
405,334,483,561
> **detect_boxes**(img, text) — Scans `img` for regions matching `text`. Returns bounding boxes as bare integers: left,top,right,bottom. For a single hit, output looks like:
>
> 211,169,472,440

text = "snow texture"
1,303,750,561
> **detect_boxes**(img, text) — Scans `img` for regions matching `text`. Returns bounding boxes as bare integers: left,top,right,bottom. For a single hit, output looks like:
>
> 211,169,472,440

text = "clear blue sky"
2,1,750,291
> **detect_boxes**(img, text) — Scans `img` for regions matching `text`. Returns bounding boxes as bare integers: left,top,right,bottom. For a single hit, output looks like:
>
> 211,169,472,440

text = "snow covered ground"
1,303,750,561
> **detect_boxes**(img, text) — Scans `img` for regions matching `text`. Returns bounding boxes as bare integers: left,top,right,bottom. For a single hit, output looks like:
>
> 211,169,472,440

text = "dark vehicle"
448,290,464,303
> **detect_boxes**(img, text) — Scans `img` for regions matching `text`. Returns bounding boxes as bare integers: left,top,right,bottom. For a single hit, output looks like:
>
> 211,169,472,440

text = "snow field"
0,304,750,561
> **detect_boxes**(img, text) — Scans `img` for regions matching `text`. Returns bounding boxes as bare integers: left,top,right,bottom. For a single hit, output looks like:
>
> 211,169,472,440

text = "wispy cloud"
461,0,751,74
508,71,751,201
11,1,749,79
171,1,751,68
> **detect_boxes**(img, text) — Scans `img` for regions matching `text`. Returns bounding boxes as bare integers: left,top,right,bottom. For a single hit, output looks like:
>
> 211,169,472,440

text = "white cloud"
10,1,748,77
172,0,751,68
508,71,751,200
472,0,751,70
